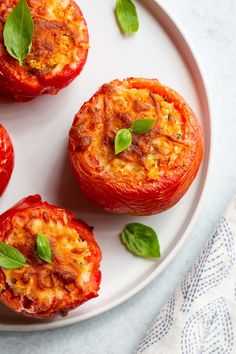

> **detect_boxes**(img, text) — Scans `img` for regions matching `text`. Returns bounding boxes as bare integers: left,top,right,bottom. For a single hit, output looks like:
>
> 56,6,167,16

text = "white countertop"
1,0,236,353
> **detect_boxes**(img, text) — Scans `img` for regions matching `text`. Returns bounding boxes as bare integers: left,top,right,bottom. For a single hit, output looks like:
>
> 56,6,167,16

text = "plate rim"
0,0,213,331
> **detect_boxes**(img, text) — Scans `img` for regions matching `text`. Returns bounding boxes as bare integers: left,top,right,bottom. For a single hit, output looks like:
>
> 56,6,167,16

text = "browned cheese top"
70,79,200,188
0,0,88,77
0,206,95,315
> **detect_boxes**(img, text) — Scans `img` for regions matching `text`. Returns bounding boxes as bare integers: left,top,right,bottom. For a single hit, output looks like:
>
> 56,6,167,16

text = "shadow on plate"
0,303,56,325
56,154,106,216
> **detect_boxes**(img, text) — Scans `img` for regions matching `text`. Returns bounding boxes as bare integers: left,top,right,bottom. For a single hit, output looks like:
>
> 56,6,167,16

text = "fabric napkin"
136,197,236,354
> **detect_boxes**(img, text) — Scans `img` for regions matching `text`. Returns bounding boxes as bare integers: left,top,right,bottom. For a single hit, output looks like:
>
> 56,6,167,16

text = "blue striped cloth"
136,198,236,354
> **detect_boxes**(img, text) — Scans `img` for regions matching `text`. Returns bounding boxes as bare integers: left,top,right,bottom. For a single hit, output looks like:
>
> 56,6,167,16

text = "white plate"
0,0,212,331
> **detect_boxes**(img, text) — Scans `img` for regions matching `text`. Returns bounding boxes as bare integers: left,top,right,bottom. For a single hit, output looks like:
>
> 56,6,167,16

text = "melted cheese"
0,0,88,75
2,209,94,314
71,79,195,184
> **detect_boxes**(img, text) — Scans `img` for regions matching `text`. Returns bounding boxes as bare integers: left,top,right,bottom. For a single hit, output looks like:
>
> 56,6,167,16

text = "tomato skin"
0,55,88,102
70,155,202,215
0,124,14,196
69,78,203,215
0,0,89,102
0,195,102,318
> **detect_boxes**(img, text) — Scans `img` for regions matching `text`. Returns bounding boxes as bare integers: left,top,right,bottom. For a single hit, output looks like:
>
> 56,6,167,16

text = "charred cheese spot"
0,0,88,75
70,79,195,184
0,202,101,318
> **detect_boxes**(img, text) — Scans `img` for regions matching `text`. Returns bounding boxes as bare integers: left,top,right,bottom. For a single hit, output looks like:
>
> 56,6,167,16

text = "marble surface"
1,0,236,353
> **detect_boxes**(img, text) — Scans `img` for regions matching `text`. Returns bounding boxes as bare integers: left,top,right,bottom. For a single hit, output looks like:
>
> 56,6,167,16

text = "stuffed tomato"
0,0,89,102
69,78,203,215
0,195,101,318
0,124,14,196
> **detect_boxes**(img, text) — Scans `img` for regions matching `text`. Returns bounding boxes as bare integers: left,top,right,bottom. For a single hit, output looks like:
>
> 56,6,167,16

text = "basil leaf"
115,128,132,155
3,0,34,66
121,223,161,259
0,242,26,269
131,118,156,134
115,0,139,34
36,233,52,263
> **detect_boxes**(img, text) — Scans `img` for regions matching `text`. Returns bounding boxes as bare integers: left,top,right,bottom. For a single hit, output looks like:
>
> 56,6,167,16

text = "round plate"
0,0,212,331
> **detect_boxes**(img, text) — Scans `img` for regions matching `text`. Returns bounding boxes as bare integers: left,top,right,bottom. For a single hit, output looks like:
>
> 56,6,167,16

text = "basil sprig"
115,0,139,34
131,118,156,134
114,118,156,155
0,242,26,269
36,233,52,263
115,129,132,155
121,223,161,259
3,0,34,66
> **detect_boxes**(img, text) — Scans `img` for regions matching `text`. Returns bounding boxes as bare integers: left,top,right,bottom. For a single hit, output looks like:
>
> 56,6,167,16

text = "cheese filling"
72,83,195,182
2,210,93,313
0,0,88,74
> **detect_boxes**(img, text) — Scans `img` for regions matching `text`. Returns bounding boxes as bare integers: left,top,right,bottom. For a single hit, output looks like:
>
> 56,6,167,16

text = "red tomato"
0,195,102,318
0,0,89,102
69,78,203,215
0,124,14,196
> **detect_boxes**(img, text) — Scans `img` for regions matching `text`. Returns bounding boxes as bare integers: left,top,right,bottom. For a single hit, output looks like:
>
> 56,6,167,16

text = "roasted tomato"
69,78,203,215
0,0,89,102
0,195,102,318
0,124,14,196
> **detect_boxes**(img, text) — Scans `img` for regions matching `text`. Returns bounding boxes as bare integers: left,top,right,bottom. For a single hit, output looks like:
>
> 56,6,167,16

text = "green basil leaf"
3,0,34,66
115,128,132,155
120,223,161,259
0,242,26,269
36,233,52,263
115,0,139,34
131,118,156,134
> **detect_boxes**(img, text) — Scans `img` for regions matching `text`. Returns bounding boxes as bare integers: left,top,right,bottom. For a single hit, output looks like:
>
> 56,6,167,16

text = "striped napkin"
136,197,236,354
